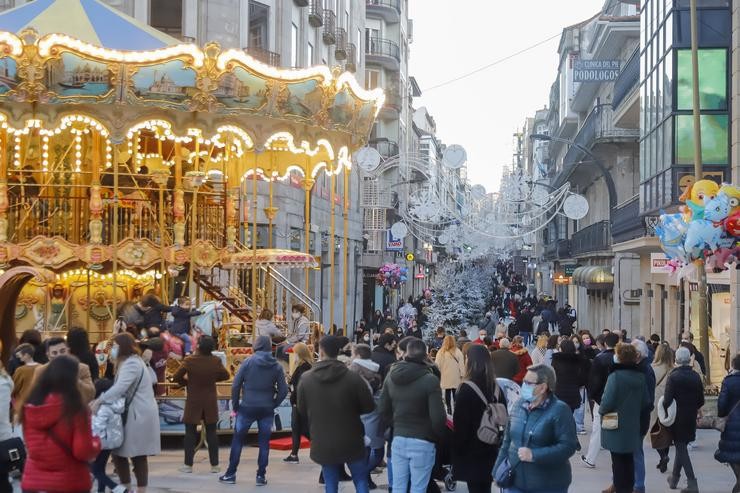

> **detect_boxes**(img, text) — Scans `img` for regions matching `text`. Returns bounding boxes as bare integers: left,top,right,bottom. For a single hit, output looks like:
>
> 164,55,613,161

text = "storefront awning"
572,266,614,289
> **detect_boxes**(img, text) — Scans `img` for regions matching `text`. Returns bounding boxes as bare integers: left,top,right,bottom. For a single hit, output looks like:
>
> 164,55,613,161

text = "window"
364,69,380,90
291,23,299,67
675,114,729,165
151,0,183,38
307,42,314,66
249,1,269,48
676,49,728,111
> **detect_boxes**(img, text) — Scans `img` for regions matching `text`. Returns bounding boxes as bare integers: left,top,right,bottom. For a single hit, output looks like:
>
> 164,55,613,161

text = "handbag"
714,399,740,433
493,457,517,488
649,418,672,449
0,436,25,473
602,412,619,430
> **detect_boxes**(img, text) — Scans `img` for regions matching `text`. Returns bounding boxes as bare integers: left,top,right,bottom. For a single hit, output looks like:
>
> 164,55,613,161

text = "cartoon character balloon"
679,179,720,221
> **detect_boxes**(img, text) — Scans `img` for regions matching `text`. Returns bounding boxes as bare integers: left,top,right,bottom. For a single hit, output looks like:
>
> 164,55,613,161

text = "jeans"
226,406,273,478
519,331,531,348
322,458,369,493
387,440,393,487
391,436,436,493
91,449,117,492
573,387,586,432
611,451,634,493
672,441,696,480
633,439,646,492
177,333,192,354
367,446,384,472
585,402,602,464
184,423,219,466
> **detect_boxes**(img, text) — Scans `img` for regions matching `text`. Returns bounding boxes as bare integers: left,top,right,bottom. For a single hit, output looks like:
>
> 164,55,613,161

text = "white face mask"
110,344,119,362
292,312,300,320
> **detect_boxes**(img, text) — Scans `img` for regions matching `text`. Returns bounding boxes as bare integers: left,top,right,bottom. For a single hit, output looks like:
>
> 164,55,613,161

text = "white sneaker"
210,465,221,474
112,486,128,493
178,465,193,473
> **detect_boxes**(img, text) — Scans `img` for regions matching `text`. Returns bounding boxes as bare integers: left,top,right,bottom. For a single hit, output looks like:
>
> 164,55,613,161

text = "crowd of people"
0,279,738,493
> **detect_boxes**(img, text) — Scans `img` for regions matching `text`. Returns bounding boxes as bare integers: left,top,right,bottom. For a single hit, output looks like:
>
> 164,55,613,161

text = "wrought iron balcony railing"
366,0,401,13
322,9,336,44
366,37,400,63
246,46,281,66
611,195,646,243
612,47,639,110
571,220,611,256
308,0,323,27
369,139,399,158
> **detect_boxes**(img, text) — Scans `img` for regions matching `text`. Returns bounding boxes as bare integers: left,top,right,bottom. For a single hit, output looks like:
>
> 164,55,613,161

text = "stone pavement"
9,429,736,492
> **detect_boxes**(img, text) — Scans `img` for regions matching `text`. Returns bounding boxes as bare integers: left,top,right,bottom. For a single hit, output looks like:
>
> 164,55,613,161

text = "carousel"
0,0,382,432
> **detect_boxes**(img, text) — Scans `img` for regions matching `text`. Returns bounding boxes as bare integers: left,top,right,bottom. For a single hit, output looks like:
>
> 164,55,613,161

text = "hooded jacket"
510,345,533,385
297,359,375,465
92,397,124,450
255,318,282,338
378,359,447,443
231,350,288,410
21,393,101,492
371,346,397,381
350,358,385,449
287,315,310,344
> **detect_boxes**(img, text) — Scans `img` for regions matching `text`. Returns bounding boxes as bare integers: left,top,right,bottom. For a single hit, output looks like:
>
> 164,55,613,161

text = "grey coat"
100,356,161,457
0,374,12,441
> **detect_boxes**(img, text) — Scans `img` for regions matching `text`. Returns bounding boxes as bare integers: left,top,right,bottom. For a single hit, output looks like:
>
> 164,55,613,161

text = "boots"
667,475,680,489
601,485,615,493
680,478,699,493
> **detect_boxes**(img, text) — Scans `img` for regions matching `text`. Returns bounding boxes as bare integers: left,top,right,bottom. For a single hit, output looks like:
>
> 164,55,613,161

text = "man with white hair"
630,339,656,493
491,338,519,381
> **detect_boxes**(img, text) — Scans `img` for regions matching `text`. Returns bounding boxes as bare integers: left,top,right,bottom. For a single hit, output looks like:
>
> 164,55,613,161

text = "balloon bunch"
376,263,409,289
656,180,740,270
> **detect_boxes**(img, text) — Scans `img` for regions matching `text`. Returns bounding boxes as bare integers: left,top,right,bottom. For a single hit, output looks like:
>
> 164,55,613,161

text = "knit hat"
253,335,272,353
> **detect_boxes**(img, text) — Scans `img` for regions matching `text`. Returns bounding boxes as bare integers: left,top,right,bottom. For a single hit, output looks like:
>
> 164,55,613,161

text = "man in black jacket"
371,333,397,380
582,332,619,468
298,336,375,492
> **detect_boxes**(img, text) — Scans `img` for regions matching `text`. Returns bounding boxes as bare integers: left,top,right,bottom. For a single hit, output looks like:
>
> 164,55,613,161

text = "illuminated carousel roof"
225,249,318,269
0,0,178,50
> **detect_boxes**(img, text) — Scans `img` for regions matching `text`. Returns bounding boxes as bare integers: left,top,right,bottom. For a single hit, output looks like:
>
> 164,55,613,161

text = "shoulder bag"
463,380,508,445
714,398,740,433
0,436,25,473
650,369,673,449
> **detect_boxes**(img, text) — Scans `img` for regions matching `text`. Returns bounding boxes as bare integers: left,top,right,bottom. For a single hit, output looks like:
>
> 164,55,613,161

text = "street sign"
563,265,578,277
406,252,415,262
573,59,621,82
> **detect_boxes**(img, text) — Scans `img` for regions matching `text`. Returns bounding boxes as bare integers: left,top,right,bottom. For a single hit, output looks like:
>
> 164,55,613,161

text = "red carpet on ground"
269,436,309,450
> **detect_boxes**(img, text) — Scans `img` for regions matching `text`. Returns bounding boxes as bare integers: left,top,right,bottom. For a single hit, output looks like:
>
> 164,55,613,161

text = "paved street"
114,429,735,492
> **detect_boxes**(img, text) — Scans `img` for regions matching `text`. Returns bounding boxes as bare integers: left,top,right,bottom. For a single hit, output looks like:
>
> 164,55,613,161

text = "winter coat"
378,359,447,443
255,318,282,338
551,352,584,411
287,315,310,344
92,397,124,450
451,379,506,483
715,371,740,464
34,360,96,404
170,306,202,335
650,362,672,426
0,374,12,441
231,350,288,410
599,365,651,454
371,346,397,381
491,348,520,381
493,394,578,492
435,348,465,390
141,300,171,329
21,393,101,493
98,355,161,457
510,346,532,385
637,358,656,436
297,359,375,465
663,365,704,443
517,310,534,333
289,361,312,406
173,354,230,424
350,359,385,449
587,348,615,405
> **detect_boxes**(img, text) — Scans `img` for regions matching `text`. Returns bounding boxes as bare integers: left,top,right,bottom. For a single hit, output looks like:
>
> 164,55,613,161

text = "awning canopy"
0,0,179,50
572,266,614,289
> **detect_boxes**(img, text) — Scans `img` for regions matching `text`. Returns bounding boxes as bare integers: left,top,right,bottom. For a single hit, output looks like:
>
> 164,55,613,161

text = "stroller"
431,416,456,491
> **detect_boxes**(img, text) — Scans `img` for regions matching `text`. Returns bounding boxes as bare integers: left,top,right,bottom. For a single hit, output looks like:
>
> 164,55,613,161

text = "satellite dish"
390,221,408,239
562,193,589,220
443,144,467,169
353,146,382,172
471,184,487,201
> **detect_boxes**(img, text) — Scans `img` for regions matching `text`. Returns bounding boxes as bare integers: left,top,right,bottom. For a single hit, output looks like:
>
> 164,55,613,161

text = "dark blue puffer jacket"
715,371,740,464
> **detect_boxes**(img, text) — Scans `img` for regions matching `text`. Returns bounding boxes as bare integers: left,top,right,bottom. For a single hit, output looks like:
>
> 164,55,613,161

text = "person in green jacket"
378,338,447,493
599,343,651,493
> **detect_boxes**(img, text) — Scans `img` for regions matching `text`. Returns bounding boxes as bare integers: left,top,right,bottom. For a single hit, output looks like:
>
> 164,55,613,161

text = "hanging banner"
385,230,403,252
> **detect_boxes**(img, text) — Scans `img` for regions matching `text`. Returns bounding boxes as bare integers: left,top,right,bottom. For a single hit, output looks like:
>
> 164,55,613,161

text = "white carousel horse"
192,300,224,337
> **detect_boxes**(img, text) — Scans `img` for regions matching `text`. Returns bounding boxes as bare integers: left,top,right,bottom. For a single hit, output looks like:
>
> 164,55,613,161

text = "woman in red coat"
20,355,101,493
510,335,533,385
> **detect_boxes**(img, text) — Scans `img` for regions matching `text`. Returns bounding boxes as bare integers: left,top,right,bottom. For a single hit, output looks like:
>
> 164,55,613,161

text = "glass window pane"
664,116,673,167
664,53,672,112
675,114,729,165
676,48,728,110
656,124,663,171
665,12,673,52
640,139,646,180
656,62,663,120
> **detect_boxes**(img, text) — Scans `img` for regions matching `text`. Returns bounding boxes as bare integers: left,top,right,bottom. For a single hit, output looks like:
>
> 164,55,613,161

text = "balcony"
378,88,402,119
612,47,640,129
293,0,309,6
612,195,647,244
345,43,357,72
246,46,280,66
571,220,611,256
366,0,401,23
335,28,348,60
369,138,399,159
308,0,323,27
543,239,571,261
366,37,400,71
322,9,336,44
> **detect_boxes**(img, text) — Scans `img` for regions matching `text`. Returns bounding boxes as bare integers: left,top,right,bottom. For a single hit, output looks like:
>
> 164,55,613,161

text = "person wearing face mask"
570,334,592,435
493,363,579,493
578,331,598,361
276,304,311,362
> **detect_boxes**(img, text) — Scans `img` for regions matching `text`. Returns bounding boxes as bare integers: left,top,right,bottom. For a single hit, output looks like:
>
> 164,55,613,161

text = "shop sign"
650,253,670,273
573,59,621,82
406,252,415,262
385,230,403,252
564,264,578,276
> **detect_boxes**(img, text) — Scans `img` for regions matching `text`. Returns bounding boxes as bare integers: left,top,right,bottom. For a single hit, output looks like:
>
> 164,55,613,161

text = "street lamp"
529,132,617,220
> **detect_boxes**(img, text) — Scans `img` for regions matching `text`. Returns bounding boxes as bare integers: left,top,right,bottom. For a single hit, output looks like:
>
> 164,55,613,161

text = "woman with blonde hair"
651,342,675,471
435,334,465,414
530,334,549,366
284,342,314,464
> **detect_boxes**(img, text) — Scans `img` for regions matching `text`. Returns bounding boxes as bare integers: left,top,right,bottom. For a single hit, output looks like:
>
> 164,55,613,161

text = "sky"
409,0,605,193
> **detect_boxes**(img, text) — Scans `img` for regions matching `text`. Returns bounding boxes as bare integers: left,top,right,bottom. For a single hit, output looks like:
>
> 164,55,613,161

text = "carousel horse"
191,300,224,337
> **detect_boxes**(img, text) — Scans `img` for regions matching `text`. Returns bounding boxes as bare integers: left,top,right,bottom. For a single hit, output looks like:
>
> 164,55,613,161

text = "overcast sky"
409,0,605,193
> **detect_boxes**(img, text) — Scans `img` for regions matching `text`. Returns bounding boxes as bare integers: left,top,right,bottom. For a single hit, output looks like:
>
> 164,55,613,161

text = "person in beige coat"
435,335,465,414
650,342,674,473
